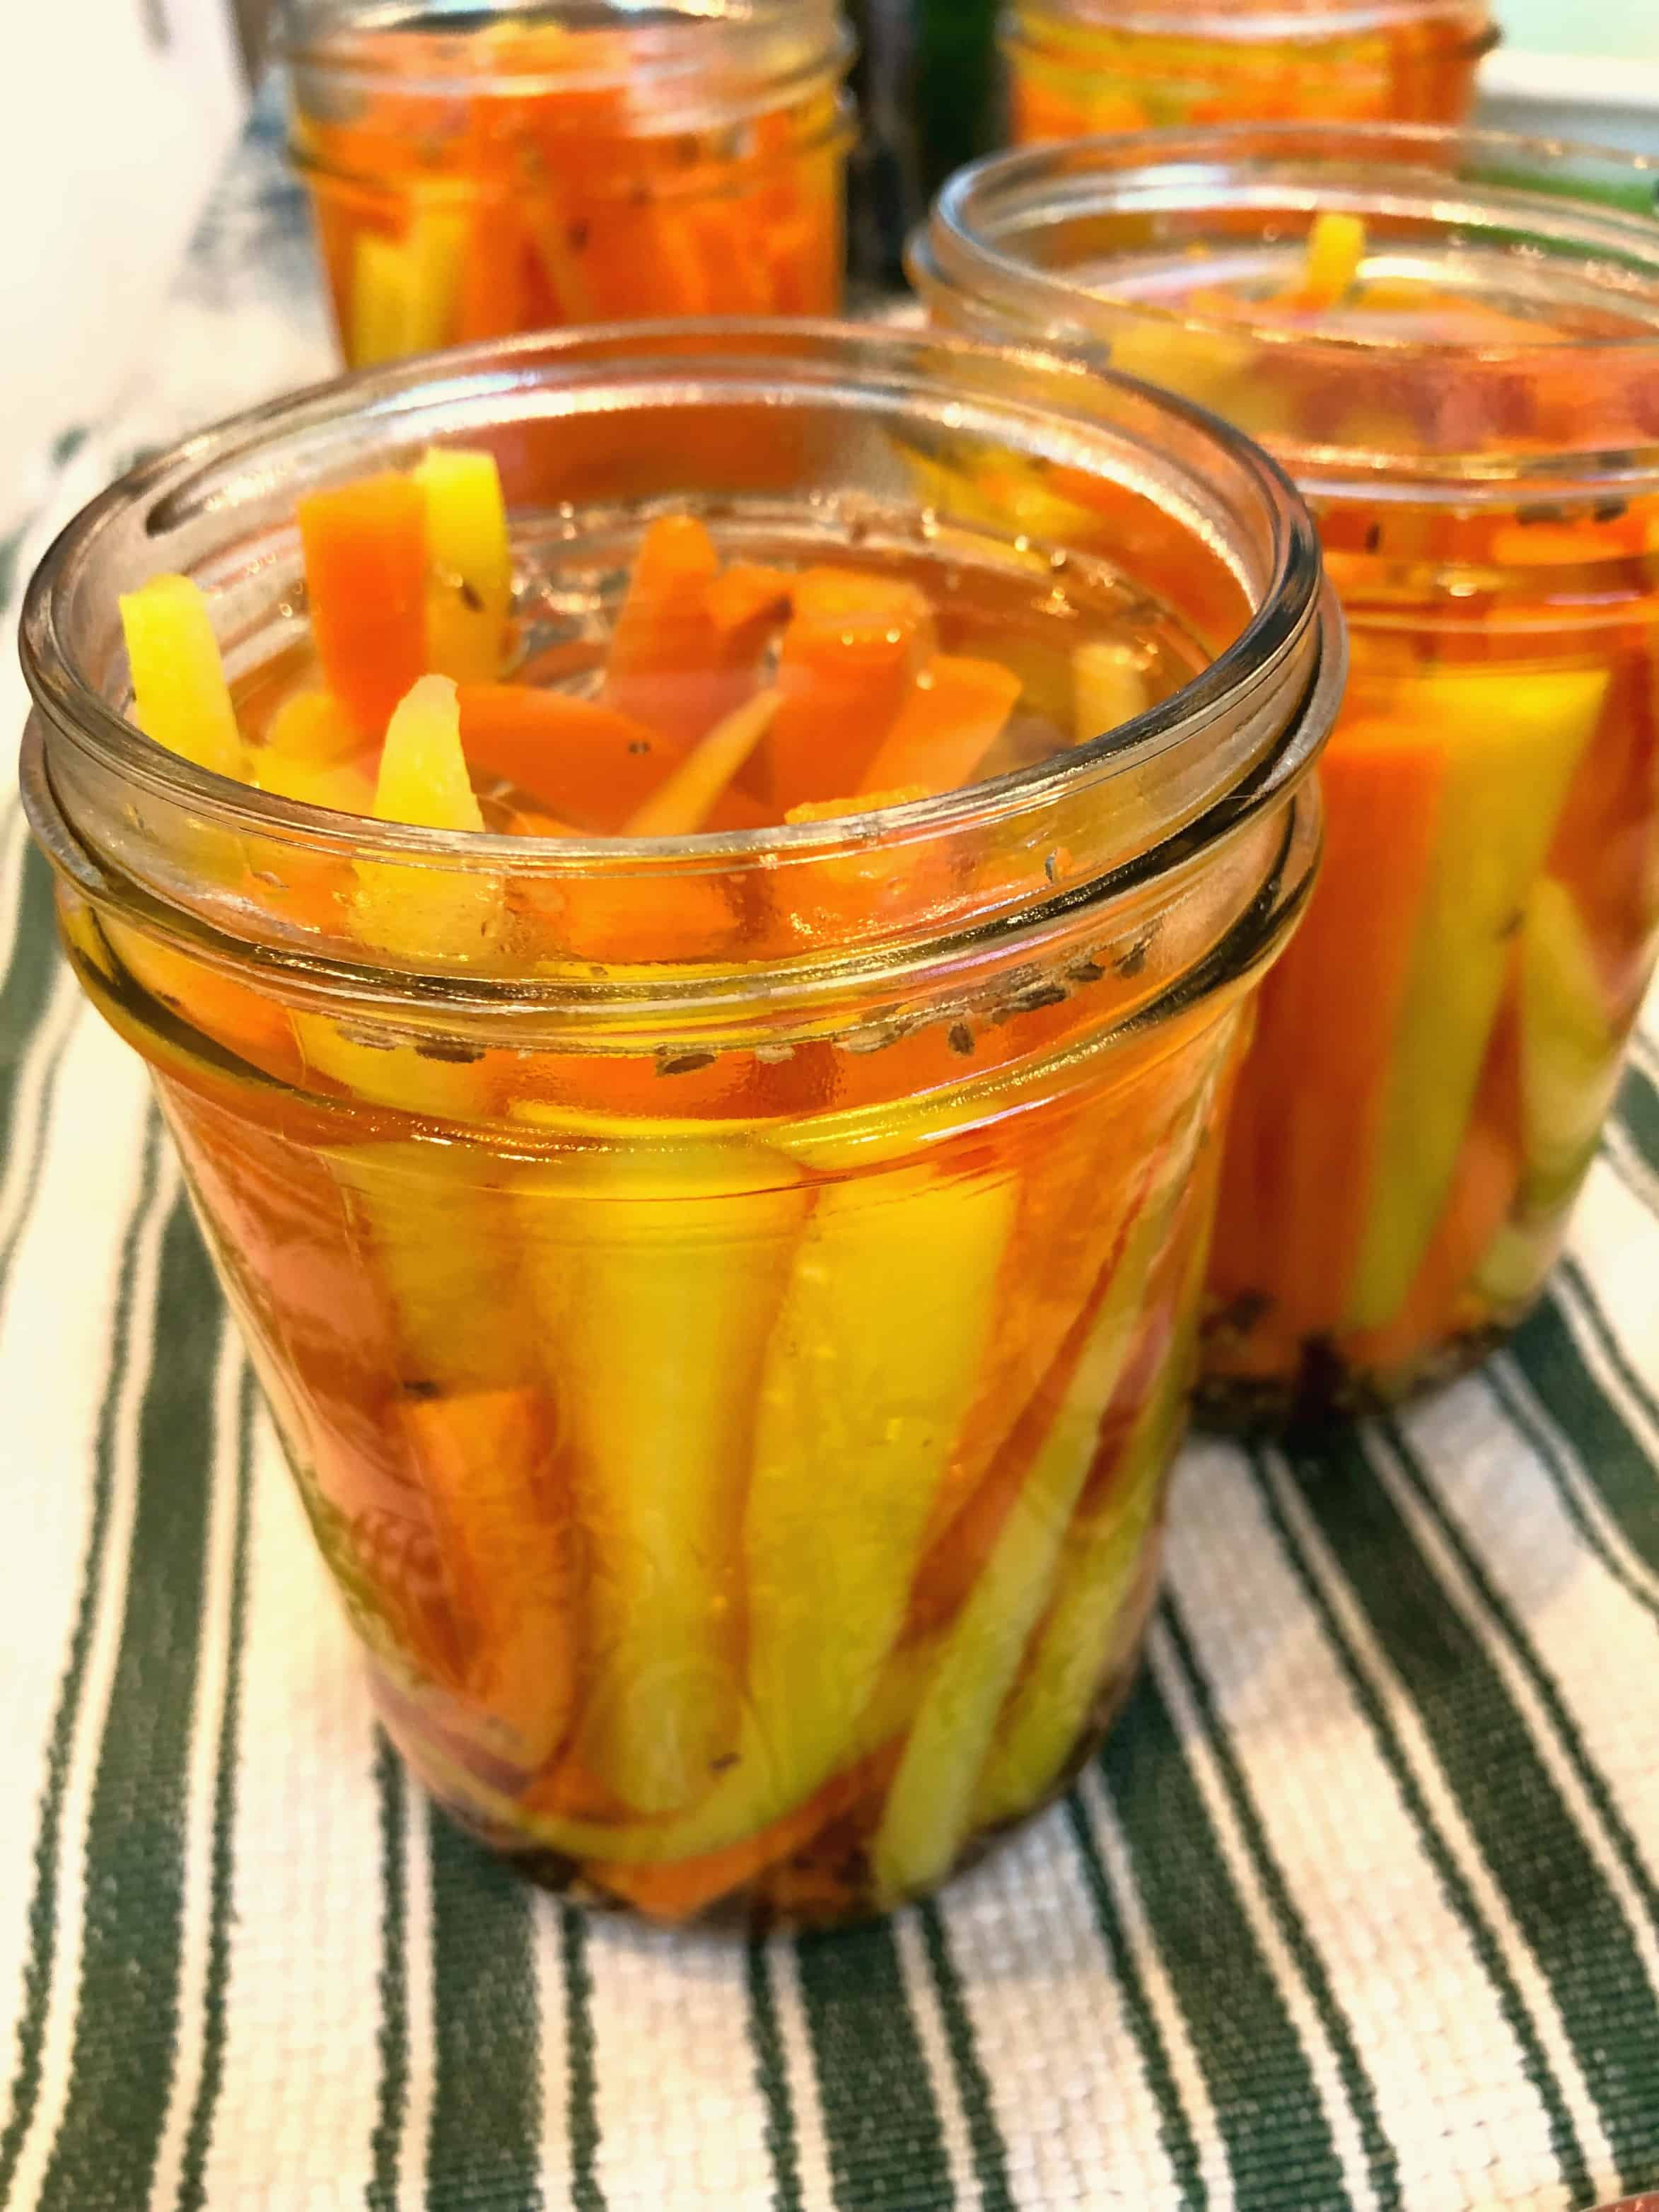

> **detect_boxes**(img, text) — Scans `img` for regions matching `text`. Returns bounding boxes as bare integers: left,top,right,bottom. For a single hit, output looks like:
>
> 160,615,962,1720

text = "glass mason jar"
914,126,1659,1427
1004,0,1496,142
19,323,1339,1922
282,0,856,368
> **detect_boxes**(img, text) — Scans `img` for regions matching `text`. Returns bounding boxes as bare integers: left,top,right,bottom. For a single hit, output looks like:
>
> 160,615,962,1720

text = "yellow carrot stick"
264,689,361,766
516,1139,810,1813
1071,640,1150,746
349,209,467,368
871,1143,1187,1904
355,673,501,962
416,446,513,684
1296,211,1367,311
623,688,782,837
972,1248,1198,1833
740,1164,1020,1821
1347,665,1609,1329
324,1141,530,1389
118,574,243,778
251,747,376,815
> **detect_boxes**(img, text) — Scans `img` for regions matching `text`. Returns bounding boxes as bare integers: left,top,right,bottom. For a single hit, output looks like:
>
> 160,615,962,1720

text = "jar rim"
919,122,1659,493
279,0,854,103
19,318,1339,1002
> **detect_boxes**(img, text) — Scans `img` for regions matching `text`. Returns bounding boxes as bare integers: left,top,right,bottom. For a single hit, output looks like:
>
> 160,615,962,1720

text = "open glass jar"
282,0,855,368
914,125,1659,1427
1003,0,1496,143
20,323,1338,1922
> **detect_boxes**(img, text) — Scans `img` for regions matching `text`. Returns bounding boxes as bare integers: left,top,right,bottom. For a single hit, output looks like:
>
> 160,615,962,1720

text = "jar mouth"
19,317,1337,996
920,123,1659,494
1011,0,1494,46
280,0,854,105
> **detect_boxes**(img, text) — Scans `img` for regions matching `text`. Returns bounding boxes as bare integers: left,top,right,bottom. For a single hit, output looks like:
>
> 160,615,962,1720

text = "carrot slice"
705,563,793,636
858,655,1023,797
297,472,430,737
602,515,755,746
588,1753,886,1923
458,682,688,830
624,689,783,837
402,1388,578,1769
1344,972,1525,1378
1209,715,1448,1341
118,574,243,778
759,601,923,813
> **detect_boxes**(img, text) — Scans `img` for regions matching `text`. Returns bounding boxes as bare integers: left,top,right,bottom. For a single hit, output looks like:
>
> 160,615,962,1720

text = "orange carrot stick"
586,1752,887,1923
296,473,430,738
858,655,1023,797
705,563,794,636
456,682,689,830
402,1387,578,1770
1209,716,1448,1340
759,602,926,813
624,689,783,837
602,515,757,746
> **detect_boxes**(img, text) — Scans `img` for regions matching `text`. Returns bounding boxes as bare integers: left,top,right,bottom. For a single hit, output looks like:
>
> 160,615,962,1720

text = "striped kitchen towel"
1,80,1658,2212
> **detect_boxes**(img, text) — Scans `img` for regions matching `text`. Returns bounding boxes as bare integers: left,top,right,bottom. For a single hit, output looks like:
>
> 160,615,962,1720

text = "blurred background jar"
281,0,856,368
1003,0,1497,145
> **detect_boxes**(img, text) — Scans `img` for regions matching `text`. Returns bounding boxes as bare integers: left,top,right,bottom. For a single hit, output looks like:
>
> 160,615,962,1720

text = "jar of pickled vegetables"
1004,0,1494,141
282,0,856,368
915,126,1659,1427
20,322,1339,1921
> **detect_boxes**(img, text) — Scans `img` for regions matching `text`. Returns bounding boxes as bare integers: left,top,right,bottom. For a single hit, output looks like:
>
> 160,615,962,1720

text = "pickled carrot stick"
759,591,929,810
517,1142,809,1814
118,575,243,779
974,1199,1206,1830
1545,656,1658,1019
857,656,1023,797
454,201,530,344
909,1083,1174,1612
624,689,783,836
264,689,361,765
516,156,598,322
1209,716,1446,1339
414,1626,945,1870
351,676,502,966
872,1137,1187,1904
402,1387,577,1769
587,1750,887,1923
102,919,302,1084
705,563,793,635
784,787,931,822
1345,978,1525,1378
1516,875,1624,1204
250,747,377,816
602,514,753,746
741,1165,1019,1819
1292,212,1366,312
1072,640,1150,746
348,208,467,369
1347,665,1608,1330
456,683,689,830
296,472,430,737
417,446,513,685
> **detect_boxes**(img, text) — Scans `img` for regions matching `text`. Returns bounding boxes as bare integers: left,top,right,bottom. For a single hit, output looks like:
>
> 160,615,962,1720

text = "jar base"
1193,1317,1514,1438
422,1656,1148,1933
